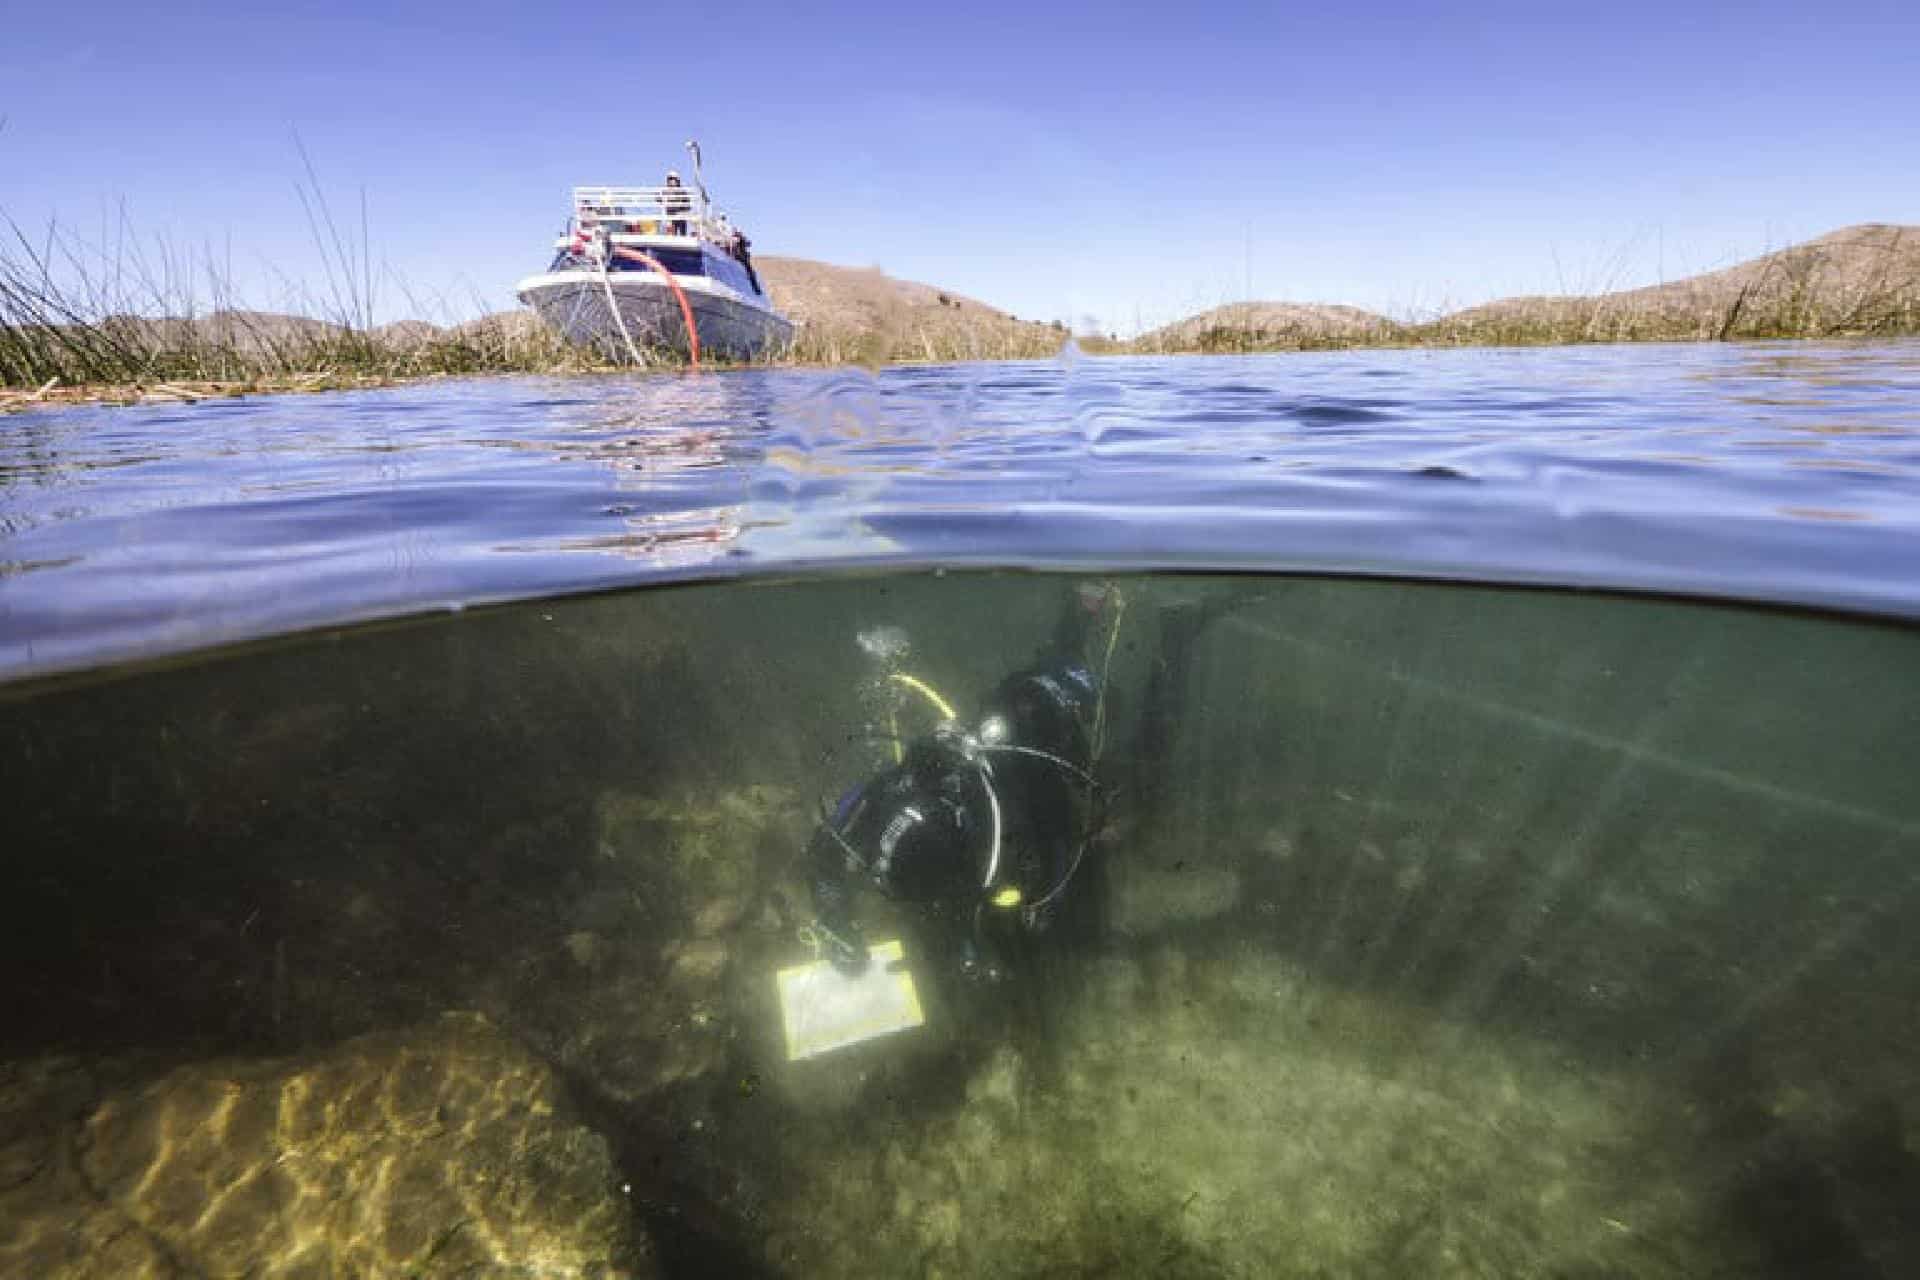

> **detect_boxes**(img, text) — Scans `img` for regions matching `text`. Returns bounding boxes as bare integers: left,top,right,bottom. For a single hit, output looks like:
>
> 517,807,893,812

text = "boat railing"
570,185,727,242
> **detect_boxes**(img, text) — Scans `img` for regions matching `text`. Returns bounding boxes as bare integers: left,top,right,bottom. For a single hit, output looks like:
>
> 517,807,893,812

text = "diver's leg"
1126,583,1268,832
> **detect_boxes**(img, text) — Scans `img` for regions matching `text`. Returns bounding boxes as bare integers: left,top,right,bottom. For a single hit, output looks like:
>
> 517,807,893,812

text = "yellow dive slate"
777,938,925,1061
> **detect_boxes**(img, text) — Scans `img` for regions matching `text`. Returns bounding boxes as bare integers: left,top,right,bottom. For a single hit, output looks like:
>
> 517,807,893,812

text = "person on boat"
663,171,691,236
730,228,762,294
806,585,1118,987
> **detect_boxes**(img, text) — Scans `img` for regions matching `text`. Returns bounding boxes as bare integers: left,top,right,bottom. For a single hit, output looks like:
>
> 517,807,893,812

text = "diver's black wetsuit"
807,733,984,969
805,582,1264,983
806,610,1104,981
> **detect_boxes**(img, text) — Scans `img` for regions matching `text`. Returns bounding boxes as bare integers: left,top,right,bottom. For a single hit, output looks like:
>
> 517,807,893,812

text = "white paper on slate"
777,938,925,1060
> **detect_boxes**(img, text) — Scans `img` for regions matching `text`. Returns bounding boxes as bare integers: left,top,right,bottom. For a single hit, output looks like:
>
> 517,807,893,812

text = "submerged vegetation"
6,573,1919,1274
4,214,1917,411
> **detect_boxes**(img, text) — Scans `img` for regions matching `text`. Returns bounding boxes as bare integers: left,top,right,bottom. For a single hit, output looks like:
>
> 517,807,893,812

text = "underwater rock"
592,785,799,937
753,939,1726,1278
692,894,748,936
0,1056,178,1277
1108,860,1243,936
667,938,730,986
541,784,798,1108
555,944,734,1106
0,1013,647,1278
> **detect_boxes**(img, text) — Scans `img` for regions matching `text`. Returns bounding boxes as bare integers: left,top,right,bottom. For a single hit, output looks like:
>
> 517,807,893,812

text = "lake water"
3,342,1920,1278
4,340,1918,680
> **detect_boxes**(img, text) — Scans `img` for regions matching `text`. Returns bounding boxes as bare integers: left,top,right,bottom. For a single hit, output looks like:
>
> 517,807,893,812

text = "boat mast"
685,139,708,212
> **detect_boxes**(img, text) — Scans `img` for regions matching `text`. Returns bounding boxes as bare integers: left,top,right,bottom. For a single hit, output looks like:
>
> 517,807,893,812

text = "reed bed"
781,317,1066,366
0,228,1062,411
7,207,1917,413
1129,323,1392,356
1130,226,1920,355
0,191,595,410
1413,242,1920,347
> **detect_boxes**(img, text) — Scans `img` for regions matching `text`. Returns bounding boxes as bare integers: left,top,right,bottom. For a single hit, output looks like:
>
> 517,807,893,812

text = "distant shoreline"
5,225,1916,414
6,326,1917,416
1123,223,1919,355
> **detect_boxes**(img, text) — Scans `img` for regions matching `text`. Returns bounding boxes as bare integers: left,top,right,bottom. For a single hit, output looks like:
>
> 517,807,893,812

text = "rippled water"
4,340,1919,679
6,343,1920,1276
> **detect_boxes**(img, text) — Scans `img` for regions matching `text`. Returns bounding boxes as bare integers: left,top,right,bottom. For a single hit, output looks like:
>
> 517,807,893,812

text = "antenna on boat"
685,139,708,208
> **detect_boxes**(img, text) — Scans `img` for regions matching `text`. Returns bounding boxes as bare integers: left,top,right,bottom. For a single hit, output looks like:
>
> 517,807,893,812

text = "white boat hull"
516,272,793,362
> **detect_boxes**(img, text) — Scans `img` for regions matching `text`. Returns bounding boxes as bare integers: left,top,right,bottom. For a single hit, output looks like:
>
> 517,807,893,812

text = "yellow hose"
889,672,958,722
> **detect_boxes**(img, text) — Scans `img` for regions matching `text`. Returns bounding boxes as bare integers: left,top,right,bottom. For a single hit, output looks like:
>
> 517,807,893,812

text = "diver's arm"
806,824,870,975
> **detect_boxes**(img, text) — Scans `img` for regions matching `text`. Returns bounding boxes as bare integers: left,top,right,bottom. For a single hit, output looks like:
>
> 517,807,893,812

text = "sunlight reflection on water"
3,339,1918,679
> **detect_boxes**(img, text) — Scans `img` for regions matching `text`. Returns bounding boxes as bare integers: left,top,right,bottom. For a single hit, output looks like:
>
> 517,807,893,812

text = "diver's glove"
821,922,870,976
958,937,1009,985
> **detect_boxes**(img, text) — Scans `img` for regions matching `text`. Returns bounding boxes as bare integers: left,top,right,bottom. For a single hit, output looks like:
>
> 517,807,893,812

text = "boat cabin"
547,185,765,297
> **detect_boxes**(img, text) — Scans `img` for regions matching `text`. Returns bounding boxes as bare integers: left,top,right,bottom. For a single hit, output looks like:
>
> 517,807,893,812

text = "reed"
0,225,1063,409
1129,323,1396,356
8,194,1916,411
1129,226,1920,355
778,315,1065,367
0,208,597,405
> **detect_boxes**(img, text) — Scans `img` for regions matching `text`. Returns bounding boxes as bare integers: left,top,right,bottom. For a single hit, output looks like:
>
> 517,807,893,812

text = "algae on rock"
592,784,802,938
756,941,1722,1278
0,1013,648,1279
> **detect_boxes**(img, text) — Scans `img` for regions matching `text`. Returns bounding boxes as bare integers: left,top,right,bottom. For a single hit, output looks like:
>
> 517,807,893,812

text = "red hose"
611,246,701,368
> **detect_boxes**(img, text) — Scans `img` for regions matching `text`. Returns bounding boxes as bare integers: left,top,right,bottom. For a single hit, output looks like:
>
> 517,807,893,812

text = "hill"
0,256,1063,404
753,257,1065,363
446,258,1069,365
10,231,1918,407
1133,301,1397,354
1137,225,1920,354
1423,224,1920,345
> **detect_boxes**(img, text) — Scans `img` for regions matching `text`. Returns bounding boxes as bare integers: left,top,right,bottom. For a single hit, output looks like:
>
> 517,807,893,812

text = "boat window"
613,247,705,276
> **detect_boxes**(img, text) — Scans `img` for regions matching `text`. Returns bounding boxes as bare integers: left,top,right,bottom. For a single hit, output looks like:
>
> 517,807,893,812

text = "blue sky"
4,0,1916,333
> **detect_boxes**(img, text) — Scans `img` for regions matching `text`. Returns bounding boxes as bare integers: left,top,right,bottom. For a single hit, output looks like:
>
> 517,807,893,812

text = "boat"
515,143,793,363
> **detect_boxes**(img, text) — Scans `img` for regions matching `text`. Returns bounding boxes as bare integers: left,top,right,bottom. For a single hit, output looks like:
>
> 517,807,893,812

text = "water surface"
5,340,1918,680
6,342,1920,1276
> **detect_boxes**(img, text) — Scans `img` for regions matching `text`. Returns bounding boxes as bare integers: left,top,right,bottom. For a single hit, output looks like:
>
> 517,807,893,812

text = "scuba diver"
805,585,1118,985
801,579,1266,990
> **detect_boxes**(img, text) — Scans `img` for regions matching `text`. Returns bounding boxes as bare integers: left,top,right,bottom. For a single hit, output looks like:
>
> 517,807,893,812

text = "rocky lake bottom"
4,572,1918,1277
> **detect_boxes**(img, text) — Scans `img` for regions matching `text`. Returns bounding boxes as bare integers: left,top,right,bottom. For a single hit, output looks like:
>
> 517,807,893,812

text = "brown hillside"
466,258,1067,365
1135,301,1398,353
754,257,1065,363
1427,224,1920,344
1137,225,1920,354
95,309,340,361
